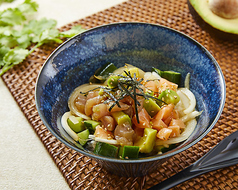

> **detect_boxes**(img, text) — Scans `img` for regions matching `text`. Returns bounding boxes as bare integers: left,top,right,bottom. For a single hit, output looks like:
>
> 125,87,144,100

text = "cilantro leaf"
0,0,86,76
0,48,29,75
0,8,26,26
0,45,10,66
23,18,58,43
3,48,29,65
60,25,86,38
17,0,38,14
0,35,18,48
0,0,37,26
37,28,62,44
0,0,15,5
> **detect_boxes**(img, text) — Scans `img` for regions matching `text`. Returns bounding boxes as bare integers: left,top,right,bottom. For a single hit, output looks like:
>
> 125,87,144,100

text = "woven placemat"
2,0,238,189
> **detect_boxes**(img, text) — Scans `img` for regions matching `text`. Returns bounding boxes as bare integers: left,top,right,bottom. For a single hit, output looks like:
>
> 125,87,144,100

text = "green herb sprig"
0,0,15,5
0,0,86,76
81,71,166,123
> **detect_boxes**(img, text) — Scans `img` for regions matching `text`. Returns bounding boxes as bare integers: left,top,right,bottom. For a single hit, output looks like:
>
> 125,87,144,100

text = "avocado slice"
189,0,238,34
158,89,180,105
143,98,161,117
134,128,157,154
77,129,90,146
111,111,132,126
67,115,85,133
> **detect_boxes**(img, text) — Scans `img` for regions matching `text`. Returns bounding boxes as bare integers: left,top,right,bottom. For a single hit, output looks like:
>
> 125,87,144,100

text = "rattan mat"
2,0,238,189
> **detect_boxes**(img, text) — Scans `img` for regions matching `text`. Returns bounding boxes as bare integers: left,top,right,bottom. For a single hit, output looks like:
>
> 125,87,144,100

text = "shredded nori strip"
82,69,167,122
103,89,121,108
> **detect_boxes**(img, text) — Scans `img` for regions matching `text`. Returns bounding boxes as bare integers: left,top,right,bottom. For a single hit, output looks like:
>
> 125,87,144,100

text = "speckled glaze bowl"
35,22,225,177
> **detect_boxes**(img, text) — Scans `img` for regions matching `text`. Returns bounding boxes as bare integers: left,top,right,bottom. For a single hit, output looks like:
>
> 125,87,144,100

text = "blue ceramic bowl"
35,22,225,177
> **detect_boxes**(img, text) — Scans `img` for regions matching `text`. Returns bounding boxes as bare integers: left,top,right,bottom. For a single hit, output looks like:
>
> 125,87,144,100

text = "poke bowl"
35,22,225,177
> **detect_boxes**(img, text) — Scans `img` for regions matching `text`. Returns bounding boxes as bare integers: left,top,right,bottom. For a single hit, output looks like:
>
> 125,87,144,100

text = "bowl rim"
35,22,226,164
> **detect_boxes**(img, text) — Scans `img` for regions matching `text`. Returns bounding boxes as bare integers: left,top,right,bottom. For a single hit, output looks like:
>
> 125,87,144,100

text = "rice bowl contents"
61,63,202,159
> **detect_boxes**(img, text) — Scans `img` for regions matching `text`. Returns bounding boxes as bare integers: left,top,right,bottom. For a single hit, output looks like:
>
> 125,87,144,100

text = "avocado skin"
188,0,238,40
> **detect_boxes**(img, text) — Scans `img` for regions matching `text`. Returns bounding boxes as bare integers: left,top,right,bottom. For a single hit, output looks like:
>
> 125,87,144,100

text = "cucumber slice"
118,146,139,159
89,62,117,83
151,67,163,76
152,67,181,85
161,71,181,86
84,120,101,133
156,144,177,153
94,142,118,158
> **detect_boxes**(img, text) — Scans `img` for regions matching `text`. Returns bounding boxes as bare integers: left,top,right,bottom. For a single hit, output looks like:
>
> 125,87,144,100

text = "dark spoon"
148,130,238,190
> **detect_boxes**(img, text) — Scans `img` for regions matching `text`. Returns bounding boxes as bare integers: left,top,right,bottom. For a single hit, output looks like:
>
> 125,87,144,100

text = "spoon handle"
148,130,238,190
148,165,202,190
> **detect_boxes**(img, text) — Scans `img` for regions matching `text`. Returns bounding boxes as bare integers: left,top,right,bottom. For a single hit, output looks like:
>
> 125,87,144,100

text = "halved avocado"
189,0,238,34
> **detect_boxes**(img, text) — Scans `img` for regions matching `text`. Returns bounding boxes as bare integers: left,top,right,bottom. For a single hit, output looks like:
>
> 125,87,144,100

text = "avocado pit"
189,0,238,34
209,0,238,19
